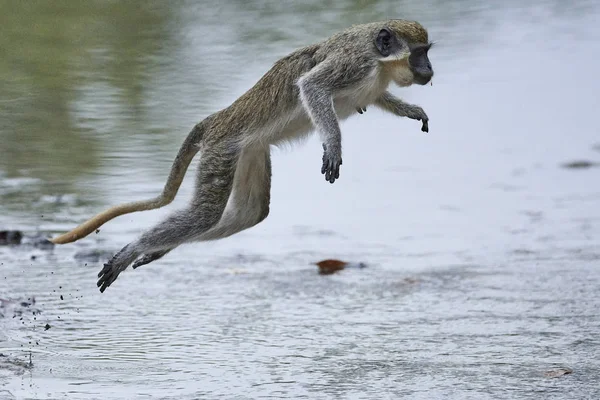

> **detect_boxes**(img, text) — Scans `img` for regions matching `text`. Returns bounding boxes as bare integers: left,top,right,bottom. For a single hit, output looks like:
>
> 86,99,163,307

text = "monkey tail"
50,122,207,245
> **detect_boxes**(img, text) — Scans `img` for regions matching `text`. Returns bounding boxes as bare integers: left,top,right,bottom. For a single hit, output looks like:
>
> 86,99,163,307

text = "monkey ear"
376,28,393,57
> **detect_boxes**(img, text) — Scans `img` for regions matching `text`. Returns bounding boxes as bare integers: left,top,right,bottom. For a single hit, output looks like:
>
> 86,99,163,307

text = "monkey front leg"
297,65,345,184
374,91,429,132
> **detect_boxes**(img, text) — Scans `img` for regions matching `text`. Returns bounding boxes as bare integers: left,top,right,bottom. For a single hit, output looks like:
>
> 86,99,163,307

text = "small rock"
0,231,54,249
561,160,598,169
544,367,573,378
0,230,23,245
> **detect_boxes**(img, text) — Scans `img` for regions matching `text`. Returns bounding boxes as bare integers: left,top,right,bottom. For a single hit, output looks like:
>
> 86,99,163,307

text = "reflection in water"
0,1,176,207
1,0,600,398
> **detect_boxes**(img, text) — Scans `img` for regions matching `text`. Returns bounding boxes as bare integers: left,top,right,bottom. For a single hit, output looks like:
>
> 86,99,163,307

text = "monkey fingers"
356,106,367,114
321,147,342,184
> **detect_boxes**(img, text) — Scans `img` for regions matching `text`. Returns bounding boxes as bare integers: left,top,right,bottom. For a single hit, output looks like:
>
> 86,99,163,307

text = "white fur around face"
377,50,410,63
382,57,414,87
390,67,415,87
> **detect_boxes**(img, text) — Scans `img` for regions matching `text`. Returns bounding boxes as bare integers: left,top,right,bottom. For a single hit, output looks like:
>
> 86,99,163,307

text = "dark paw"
96,245,133,293
97,260,118,293
321,143,342,184
356,106,367,114
409,106,429,133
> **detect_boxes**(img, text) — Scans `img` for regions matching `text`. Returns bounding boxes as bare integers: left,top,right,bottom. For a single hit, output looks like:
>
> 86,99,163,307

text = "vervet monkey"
50,19,435,292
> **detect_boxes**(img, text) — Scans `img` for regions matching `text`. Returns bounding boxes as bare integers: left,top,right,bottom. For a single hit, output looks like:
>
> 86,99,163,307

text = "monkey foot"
97,262,120,293
97,245,134,293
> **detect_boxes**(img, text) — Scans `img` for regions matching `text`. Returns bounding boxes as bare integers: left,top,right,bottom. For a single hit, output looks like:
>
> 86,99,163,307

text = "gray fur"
97,19,433,292
375,91,429,132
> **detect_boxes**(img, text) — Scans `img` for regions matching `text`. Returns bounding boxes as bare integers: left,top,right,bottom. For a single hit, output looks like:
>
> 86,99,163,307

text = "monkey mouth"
413,73,433,85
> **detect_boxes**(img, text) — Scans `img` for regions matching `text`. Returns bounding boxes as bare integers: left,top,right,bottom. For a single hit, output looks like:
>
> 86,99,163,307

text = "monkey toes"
97,245,135,292
97,260,121,293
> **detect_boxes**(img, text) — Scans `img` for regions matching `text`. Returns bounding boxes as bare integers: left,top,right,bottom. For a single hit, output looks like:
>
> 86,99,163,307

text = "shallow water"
1,0,600,398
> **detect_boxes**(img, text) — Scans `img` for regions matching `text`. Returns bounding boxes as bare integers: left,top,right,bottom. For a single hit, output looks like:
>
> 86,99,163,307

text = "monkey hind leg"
199,145,271,241
96,146,239,293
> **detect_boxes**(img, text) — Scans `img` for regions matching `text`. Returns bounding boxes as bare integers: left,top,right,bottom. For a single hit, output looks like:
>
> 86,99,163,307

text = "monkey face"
375,25,434,86
408,43,433,85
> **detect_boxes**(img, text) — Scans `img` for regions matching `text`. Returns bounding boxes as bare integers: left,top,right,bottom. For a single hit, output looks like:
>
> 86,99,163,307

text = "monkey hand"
406,105,429,133
321,143,342,184
356,106,367,114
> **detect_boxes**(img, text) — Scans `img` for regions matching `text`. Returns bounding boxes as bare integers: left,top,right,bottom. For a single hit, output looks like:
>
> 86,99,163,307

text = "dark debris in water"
30,237,55,250
315,259,367,275
561,160,599,169
0,296,42,319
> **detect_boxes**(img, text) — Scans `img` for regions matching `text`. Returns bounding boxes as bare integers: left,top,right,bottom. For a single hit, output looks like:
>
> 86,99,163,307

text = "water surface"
1,0,600,398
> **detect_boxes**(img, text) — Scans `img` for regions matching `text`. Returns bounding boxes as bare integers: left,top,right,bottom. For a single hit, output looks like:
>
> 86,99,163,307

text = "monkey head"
375,20,434,87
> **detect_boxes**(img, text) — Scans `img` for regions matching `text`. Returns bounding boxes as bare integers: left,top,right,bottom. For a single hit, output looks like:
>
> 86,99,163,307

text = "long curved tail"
50,121,207,244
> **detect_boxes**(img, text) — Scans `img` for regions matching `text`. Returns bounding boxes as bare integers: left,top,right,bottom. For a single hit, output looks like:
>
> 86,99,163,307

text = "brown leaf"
315,259,348,275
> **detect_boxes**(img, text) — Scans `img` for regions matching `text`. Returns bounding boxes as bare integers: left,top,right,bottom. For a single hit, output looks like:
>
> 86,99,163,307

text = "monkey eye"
411,45,429,56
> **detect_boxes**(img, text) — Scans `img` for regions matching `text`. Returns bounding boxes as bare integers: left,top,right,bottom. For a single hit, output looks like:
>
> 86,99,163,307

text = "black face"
408,43,433,85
